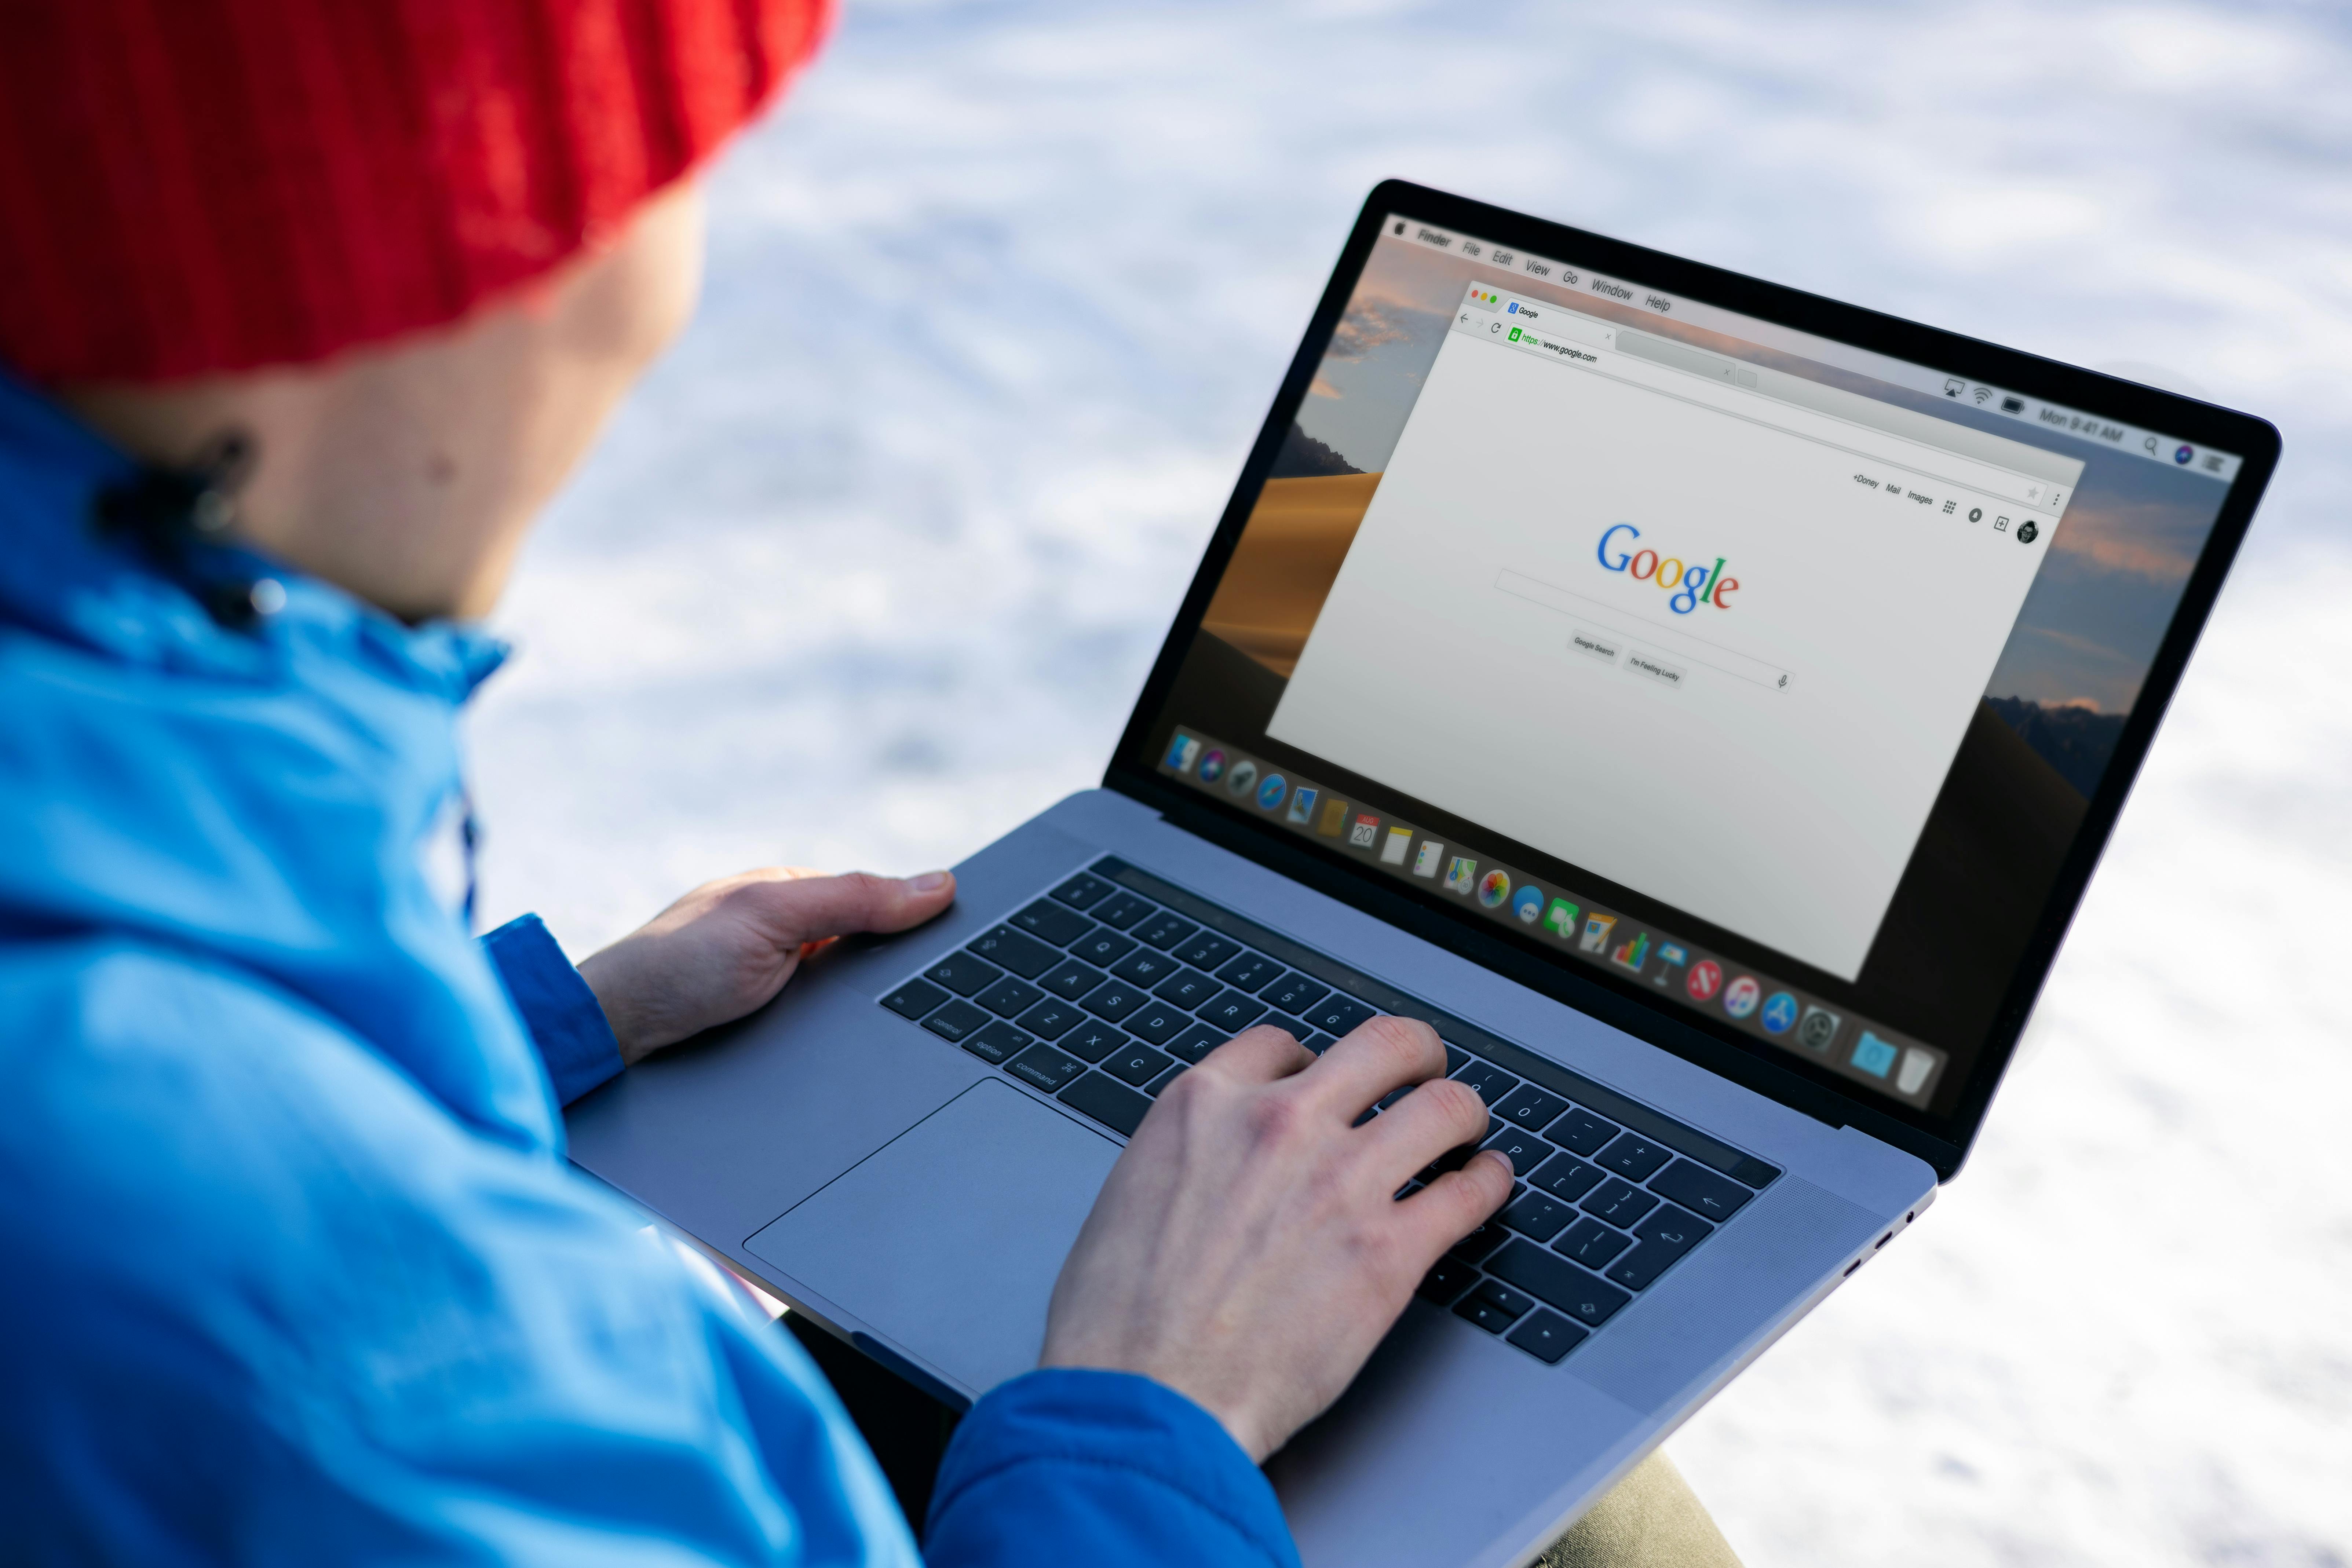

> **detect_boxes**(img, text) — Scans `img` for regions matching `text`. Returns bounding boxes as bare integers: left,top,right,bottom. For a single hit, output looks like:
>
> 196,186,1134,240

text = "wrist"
576,950,661,1065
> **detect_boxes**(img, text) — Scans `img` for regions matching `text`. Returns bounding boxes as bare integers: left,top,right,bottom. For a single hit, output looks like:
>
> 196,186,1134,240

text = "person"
0,3,1740,1564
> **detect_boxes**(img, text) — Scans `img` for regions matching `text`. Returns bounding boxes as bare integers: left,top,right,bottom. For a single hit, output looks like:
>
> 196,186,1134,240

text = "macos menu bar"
1388,215,2242,482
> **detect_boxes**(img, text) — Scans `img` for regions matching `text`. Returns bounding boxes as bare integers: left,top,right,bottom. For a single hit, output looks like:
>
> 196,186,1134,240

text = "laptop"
565,180,2279,1567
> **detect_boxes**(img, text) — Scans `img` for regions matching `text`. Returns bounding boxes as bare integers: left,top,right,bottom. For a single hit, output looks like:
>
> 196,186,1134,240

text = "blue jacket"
0,373,1298,1568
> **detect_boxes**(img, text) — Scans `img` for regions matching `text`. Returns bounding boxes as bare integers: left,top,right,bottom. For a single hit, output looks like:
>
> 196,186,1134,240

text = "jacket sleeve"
482,913,623,1106
925,1369,1301,1568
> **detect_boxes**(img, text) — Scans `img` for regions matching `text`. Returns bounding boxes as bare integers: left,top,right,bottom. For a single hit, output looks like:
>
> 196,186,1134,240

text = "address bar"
1493,312,2049,508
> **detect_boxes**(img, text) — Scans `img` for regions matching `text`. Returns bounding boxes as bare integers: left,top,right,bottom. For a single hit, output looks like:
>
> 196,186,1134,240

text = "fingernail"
908,871,952,892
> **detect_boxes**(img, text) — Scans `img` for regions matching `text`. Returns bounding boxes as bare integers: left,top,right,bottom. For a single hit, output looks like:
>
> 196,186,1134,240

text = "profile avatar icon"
2017,520,2039,544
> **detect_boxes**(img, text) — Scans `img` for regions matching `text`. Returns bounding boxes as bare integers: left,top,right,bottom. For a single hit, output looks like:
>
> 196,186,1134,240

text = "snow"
467,3,2352,1562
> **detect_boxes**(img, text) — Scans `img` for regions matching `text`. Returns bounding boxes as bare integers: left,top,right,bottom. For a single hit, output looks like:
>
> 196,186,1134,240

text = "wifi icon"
1972,386,1993,405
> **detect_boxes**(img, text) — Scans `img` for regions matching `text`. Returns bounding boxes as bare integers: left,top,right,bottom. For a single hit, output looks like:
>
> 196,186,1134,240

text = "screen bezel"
1103,179,2280,1181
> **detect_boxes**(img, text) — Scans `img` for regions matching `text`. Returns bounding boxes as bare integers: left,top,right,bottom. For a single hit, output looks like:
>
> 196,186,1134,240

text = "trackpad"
744,1079,1122,1399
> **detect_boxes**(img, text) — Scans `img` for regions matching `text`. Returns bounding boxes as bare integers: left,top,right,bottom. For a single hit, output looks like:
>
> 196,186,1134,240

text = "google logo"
1596,524,1739,614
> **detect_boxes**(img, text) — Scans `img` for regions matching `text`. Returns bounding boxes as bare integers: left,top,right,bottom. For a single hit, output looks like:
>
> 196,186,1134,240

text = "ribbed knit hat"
0,0,831,385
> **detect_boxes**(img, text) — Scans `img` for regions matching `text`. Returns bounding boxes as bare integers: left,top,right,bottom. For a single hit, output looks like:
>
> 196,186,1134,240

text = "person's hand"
1039,1015,1514,1462
578,867,955,1064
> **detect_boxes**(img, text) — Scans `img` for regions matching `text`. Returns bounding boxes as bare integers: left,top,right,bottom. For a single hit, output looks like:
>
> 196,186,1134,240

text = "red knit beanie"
0,0,832,385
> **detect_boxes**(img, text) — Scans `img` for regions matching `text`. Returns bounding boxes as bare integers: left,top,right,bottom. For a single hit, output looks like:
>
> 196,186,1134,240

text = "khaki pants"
1539,1452,1743,1568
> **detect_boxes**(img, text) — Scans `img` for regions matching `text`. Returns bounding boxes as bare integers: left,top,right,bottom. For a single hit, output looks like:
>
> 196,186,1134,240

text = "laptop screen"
1131,209,2247,1122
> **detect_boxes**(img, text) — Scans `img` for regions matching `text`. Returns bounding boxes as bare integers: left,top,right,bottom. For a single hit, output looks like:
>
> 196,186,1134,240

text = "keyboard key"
1124,999,1192,1047
1604,1204,1714,1290
1132,910,1198,950
1443,1042,1470,1075
1417,1141,1478,1183
968,925,1060,980
1555,1217,1633,1269
1580,1178,1659,1228
1453,1278,1533,1334
1450,1061,1519,1107
1529,1154,1604,1204
1416,1256,1479,1305
1012,899,1093,947
1036,957,1107,1001
1648,1159,1754,1222
1301,1033,1339,1055
1493,1085,1571,1133
1172,931,1243,971
1143,1063,1186,1097
1595,1132,1672,1183
919,999,990,1043
1486,1240,1632,1329
1217,952,1285,992
1013,998,1086,1041
1500,1189,1575,1243
880,978,948,1019
975,975,1046,1019
1481,1125,1552,1177
1448,1217,1509,1264
1058,1072,1151,1136
1256,1012,1308,1043
1049,873,1115,911
1152,968,1221,1009
965,1020,1035,1065
1091,891,1156,930
1068,928,1137,968
1057,1020,1127,1064
1106,1042,1176,1088
1545,1106,1619,1158
1603,1242,1680,1291
1109,947,1184,987
1008,1042,1086,1092
1506,1309,1589,1364
923,952,1002,997
1301,994,1375,1036
1164,1022,1229,1065
1196,989,1270,1033
1079,978,1152,1023
1261,973,1330,1016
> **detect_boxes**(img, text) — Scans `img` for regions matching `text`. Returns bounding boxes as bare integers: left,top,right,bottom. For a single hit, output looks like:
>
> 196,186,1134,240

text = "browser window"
1268,282,2085,980
1137,212,2241,1116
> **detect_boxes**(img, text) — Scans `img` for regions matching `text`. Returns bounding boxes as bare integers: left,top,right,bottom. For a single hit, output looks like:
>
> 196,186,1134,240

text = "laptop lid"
1104,180,2278,1182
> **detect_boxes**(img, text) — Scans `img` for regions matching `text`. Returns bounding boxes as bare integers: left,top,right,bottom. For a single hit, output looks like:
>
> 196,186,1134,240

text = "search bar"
1495,568,1793,692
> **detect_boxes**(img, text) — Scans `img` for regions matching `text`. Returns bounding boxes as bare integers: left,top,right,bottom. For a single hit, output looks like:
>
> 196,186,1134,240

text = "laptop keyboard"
877,856,1780,1367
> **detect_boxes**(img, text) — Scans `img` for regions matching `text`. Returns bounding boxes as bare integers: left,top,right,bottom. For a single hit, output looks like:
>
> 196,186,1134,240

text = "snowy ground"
469,3,2352,1563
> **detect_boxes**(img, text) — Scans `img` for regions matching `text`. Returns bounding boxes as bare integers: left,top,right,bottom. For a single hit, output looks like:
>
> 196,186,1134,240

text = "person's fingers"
733,869,956,945
1292,1014,1446,1119
1393,1151,1515,1257
1198,1021,1316,1084
1358,1074,1493,1186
